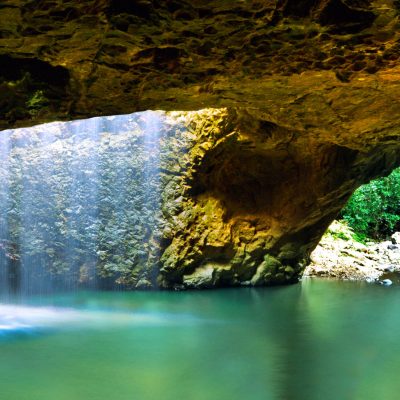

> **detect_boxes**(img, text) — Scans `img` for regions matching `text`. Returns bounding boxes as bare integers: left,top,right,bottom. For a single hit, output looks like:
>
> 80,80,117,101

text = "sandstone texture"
1,1,400,288
1,1,400,128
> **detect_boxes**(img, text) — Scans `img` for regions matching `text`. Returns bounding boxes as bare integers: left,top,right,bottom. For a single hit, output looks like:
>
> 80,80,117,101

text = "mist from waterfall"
0,111,164,297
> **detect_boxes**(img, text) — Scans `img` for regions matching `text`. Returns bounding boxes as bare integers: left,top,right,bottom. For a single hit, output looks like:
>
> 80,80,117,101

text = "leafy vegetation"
27,89,48,116
340,167,400,240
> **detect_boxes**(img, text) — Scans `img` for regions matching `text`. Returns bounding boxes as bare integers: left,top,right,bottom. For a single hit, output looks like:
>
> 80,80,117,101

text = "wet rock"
250,256,281,286
183,265,215,289
182,262,235,289
384,265,396,273
316,0,376,33
135,278,153,289
379,279,393,286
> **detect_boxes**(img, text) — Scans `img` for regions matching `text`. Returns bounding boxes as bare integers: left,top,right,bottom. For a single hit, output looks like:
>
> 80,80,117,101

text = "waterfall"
0,111,164,296
140,112,162,283
0,132,12,296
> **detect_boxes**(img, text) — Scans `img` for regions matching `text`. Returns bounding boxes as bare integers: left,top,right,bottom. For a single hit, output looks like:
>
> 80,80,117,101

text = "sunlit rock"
391,232,400,245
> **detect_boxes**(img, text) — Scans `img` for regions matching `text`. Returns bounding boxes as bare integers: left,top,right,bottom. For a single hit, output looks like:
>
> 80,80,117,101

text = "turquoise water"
0,279,400,400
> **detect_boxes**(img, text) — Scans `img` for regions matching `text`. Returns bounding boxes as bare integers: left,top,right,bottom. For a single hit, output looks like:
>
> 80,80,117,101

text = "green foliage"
27,90,48,115
351,231,368,245
330,231,350,241
0,73,49,120
341,167,400,240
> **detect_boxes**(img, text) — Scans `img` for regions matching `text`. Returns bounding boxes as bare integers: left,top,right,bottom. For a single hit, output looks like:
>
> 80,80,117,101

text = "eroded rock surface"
158,109,400,288
1,0,400,127
1,1,400,287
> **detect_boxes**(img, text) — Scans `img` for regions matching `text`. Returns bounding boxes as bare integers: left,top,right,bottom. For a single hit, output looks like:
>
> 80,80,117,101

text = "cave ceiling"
0,0,398,152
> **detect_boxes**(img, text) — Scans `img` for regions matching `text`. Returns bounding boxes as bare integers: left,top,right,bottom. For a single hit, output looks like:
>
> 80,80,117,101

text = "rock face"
158,109,398,288
1,1,400,288
1,0,400,128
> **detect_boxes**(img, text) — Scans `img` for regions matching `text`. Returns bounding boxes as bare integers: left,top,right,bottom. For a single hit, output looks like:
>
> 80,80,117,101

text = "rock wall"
158,108,400,288
4,108,397,290
1,1,400,287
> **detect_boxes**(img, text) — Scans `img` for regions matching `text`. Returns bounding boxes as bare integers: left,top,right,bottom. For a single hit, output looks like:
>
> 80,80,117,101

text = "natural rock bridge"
1,0,400,288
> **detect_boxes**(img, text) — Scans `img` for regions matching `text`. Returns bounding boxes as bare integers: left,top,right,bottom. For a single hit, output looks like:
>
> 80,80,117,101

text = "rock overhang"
0,0,400,288
0,0,399,127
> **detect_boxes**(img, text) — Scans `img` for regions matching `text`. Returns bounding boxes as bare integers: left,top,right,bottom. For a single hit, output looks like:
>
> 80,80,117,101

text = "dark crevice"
0,55,71,126
317,0,376,33
108,0,155,19
0,54,69,86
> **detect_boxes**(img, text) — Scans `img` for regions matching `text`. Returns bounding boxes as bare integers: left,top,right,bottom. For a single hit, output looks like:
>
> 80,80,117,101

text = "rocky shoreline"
304,221,400,284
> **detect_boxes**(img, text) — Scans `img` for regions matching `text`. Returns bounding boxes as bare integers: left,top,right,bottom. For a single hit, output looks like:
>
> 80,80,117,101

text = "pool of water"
0,279,399,400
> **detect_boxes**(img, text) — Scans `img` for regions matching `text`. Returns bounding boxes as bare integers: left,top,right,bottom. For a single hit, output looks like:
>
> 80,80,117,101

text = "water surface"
0,279,399,400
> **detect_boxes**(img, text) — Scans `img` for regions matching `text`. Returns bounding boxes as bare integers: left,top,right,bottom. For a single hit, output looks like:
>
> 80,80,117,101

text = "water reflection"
0,281,399,400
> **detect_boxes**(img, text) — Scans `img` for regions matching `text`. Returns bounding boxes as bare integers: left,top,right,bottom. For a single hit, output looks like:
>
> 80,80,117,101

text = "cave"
1,0,400,289
2,1,400,399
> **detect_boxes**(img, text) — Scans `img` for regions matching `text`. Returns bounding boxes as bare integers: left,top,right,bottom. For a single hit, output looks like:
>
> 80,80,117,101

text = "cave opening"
306,166,400,282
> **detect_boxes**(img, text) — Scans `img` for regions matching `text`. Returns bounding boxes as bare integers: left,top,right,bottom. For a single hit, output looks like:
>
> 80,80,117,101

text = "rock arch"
0,0,400,287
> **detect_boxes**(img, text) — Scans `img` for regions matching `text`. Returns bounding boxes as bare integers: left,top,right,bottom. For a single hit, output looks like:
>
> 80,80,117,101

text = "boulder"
391,232,400,245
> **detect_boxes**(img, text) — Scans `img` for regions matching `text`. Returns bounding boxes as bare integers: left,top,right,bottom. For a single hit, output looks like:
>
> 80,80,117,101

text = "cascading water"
0,132,12,295
0,111,165,298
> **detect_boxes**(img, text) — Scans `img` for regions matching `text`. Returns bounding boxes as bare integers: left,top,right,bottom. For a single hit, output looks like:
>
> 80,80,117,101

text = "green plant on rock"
340,167,400,240
330,231,350,241
27,90,48,115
